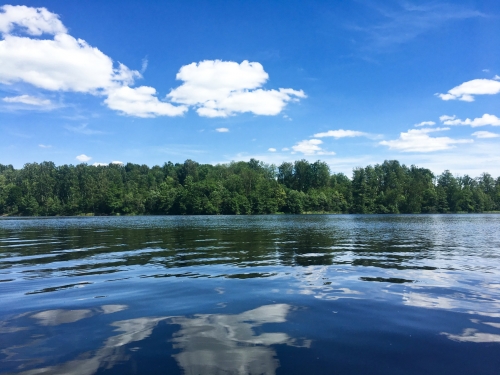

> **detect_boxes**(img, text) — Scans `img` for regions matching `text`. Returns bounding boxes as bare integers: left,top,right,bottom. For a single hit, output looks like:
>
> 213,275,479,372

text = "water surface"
1,215,500,374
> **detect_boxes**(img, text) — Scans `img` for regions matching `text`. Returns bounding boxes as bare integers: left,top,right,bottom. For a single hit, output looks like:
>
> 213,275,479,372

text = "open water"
0,215,500,374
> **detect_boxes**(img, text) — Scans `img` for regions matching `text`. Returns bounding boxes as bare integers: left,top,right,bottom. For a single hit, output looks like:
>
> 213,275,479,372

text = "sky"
1,0,500,176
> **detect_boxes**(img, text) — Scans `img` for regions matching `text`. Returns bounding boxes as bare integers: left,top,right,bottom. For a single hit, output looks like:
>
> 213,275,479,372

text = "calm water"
1,215,500,375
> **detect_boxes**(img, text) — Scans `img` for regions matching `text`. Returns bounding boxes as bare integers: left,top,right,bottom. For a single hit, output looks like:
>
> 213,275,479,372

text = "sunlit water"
1,215,500,374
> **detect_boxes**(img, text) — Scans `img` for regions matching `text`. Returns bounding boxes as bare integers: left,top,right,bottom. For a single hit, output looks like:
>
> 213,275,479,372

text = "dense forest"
0,159,499,216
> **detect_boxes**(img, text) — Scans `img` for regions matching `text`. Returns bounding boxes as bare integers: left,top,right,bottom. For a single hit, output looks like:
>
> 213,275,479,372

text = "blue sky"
1,0,500,176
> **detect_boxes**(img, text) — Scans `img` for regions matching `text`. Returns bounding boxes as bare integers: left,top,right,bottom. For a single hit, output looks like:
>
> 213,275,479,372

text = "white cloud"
439,115,456,122
0,4,66,35
215,127,229,132
38,144,51,148
437,79,500,101
313,129,368,138
0,5,183,118
167,60,305,117
105,86,187,118
0,7,304,119
495,75,500,80
3,94,51,106
268,148,276,152
441,113,500,127
141,57,148,74
292,139,322,154
472,131,500,139
380,127,473,152
414,121,436,127
291,139,335,156
92,161,123,166
0,27,137,93
76,154,91,162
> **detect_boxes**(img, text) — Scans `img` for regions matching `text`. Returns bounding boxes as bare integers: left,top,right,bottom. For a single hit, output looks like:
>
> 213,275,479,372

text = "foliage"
0,159,498,216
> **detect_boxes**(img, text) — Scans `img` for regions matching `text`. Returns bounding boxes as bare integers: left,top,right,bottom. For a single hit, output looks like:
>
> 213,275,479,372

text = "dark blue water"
1,215,500,374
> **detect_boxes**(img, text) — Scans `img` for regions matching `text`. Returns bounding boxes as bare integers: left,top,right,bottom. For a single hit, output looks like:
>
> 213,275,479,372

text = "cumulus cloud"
1,6,294,120
0,4,66,35
0,21,138,93
0,5,140,102
441,113,500,127
167,60,305,117
472,131,499,139
76,154,91,162
92,162,107,166
291,139,335,156
313,129,368,138
215,127,229,132
380,127,473,152
268,148,276,152
439,115,456,122
111,160,123,165
414,121,436,127
0,6,304,118
437,79,500,101
105,86,187,118
3,94,51,106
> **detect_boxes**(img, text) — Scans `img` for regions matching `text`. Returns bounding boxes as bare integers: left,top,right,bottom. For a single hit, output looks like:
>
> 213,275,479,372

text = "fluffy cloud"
1,6,304,119
437,79,500,101
0,5,138,100
215,128,229,132
291,139,335,155
440,113,500,127
0,25,137,93
3,94,50,106
268,148,276,152
313,129,368,138
472,131,499,139
167,60,305,117
380,127,473,152
0,4,66,35
76,154,91,162
439,115,456,122
105,86,187,118
414,121,435,127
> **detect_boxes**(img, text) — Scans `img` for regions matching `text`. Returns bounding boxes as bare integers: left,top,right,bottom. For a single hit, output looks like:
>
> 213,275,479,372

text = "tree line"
0,159,499,216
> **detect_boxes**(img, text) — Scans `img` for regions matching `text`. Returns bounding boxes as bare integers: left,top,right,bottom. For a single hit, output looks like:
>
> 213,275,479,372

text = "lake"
1,215,500,374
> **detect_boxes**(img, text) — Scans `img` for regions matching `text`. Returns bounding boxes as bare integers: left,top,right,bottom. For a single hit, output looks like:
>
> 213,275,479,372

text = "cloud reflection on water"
170,304,310,375
3,303,306,375
30,305,127,326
